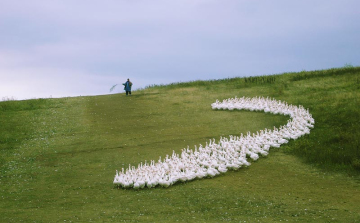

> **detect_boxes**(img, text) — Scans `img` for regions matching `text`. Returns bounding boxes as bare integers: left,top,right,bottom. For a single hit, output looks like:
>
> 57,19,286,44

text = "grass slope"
1,67,359,222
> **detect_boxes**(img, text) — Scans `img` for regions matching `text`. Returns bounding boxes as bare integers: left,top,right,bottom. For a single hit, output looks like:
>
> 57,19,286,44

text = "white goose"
114,96,314,189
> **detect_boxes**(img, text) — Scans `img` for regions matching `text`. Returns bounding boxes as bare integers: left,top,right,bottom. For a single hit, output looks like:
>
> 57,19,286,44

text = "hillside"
1,67,360,222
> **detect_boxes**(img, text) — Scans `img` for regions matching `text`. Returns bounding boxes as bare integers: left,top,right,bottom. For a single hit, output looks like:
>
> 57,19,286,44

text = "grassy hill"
1,67,359,222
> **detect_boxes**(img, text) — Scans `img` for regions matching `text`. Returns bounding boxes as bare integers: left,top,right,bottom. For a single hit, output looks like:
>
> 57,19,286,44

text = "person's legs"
126,91,129,95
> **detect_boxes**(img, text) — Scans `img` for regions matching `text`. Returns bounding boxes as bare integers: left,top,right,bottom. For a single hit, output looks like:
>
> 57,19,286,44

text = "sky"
1,0,359,100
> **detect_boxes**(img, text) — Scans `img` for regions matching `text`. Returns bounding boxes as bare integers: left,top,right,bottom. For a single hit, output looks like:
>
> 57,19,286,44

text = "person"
123,78,133,95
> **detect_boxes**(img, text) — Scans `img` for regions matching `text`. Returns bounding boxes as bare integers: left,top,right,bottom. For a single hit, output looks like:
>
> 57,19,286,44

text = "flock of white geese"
113,96,315,189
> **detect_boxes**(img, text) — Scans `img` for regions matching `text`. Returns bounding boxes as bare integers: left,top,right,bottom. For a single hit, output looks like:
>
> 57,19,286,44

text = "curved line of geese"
113,96,315,189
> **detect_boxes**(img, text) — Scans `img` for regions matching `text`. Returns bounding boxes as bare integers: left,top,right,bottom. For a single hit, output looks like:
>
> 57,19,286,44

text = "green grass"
1,67,360,222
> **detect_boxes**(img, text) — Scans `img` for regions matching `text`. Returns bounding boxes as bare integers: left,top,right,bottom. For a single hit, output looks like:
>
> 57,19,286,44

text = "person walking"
123,78,133,95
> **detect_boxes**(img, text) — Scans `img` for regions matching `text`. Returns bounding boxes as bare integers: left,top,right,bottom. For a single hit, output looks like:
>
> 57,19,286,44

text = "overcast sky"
1,0,359,100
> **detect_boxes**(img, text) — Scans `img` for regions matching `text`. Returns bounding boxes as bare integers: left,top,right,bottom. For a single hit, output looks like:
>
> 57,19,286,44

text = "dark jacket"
123,81,132,91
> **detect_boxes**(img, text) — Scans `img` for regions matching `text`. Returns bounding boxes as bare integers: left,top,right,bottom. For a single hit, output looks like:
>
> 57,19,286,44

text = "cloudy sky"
1,0,359,100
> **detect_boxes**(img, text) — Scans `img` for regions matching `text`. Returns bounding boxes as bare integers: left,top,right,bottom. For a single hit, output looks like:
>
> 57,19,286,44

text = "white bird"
114,96,314,189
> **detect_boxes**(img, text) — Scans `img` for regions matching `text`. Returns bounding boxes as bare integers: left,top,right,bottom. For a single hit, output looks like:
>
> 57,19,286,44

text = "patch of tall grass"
290,66,360,81
280,67,360,172
145,74,278,91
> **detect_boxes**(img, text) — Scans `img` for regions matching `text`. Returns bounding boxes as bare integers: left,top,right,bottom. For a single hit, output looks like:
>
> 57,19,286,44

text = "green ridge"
1,67,359,222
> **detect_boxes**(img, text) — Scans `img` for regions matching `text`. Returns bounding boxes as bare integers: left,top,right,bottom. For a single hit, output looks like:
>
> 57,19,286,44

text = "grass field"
1,67,359,222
